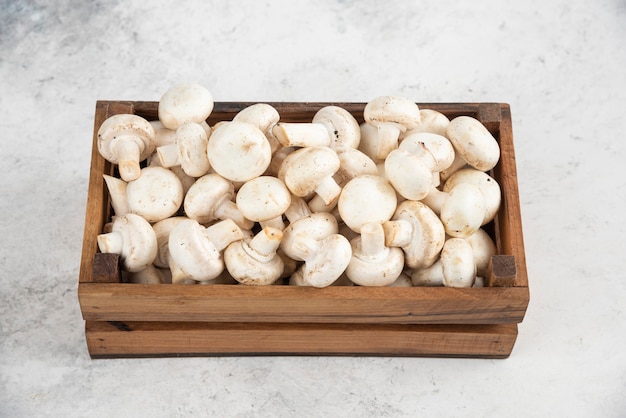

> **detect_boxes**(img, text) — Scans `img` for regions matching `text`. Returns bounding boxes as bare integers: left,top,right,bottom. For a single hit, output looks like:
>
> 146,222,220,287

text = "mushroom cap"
158,83,214,130
335,148,378,185
358,122,382,163
280,146,340,197
225,240,284,285
280,212,338,261
411,259,444,287
236,176,291,222
337,175,397,233
312,105,361,150
446,116,500,171
402,132,455,172
464,228,497,278
296,234,352,288
443,168,501,225
384,147,433,201
345,223,404,287
441,238,476,288
184,173,234,224
383,200,445,269
98,213,157,273
97,113,156,181
126,166,184,223
401,109,450,137
175,121,211,177
207,121,272,182
233,103,280,134
167,218,224,281
224,228,285,286
440,182,486,238
152,216,188,268
364,96,421,131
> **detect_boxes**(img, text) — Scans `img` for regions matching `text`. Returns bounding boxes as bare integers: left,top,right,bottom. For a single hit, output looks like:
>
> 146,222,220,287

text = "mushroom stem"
156,143,180,168
115,139,143,181
213,200,255,230
314,176,342,205
382,219,413,248
283,196,312,223
97,231,124,255
248,227,283,258
103,174,129,217
260,216,286,231
360,222,386,257
272,123,330,148
204,219,246,252
289,237,321,261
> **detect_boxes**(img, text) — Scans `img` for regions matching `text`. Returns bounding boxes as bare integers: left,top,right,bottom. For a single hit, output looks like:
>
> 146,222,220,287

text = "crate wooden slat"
78,101,529,358
85,321,518,359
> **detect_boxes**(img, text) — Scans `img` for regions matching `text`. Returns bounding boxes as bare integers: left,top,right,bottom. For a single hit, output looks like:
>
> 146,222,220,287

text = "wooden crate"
78,101,529,358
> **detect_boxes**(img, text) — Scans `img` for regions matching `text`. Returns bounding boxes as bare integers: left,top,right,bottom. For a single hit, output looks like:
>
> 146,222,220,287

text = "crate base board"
85,321,518,359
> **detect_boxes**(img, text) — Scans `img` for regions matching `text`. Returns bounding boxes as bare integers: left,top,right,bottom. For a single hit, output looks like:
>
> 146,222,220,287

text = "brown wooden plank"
85,321,517,358
78,282,528,324
492,104,528,289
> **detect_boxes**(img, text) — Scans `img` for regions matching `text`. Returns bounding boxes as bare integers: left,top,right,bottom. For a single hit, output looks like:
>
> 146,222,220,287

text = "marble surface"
1,0,625,416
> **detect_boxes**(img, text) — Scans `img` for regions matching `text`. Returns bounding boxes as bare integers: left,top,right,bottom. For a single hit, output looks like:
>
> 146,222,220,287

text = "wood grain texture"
79,282,528,324
85,321,518,358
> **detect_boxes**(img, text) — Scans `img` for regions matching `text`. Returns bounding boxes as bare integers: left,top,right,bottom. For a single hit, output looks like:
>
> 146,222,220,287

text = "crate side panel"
85,321,517,358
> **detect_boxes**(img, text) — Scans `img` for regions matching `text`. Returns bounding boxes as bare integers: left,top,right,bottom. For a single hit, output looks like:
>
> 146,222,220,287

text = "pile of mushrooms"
97,83,501,288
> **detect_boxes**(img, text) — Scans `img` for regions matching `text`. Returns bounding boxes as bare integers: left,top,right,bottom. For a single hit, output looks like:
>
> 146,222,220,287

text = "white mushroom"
446,115,500,172
279,146,342,205
382,200,445,269
440,238,477,288
97,114,156,182
126,166,184,223
224,226,285,285
183,173,254,230
443,168,501,225
167,218,245,284
464,228,497,278
207,121,272,182
288,234,352,288
358,122,383,163
233,103,281,153
400,109,450,138
126,264,166,284
410,259,444,286
157,121,211,177
387,271,414,287
312,105,361,151
440,182,486,238
103,174,129,217
158,83,214,130
236,176,291,230
363,96,421,160
345,222,404,286
411,237,476,288
272,122,330,148
280,212,339,261
384,132,454,201
337,175,397,233
152,216,188,269
97,213,157,273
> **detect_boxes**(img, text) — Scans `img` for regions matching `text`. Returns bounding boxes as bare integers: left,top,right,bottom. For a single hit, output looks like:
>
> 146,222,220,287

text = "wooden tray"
78,101,529,358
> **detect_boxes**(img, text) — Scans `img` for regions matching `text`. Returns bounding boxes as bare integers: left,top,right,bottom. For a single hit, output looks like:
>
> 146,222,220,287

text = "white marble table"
1,1,625,416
